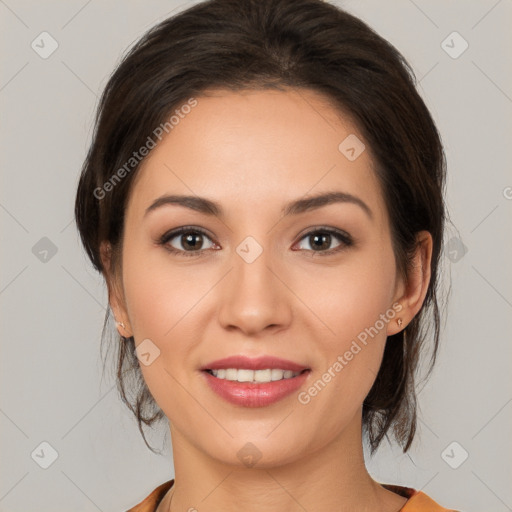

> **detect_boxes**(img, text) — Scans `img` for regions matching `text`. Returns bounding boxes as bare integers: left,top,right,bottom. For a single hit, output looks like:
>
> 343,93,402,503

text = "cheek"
121,238,208,339
291,264,397,453
120,239,217,397
120,245,206,412
307,243,397,342
308,242,398,390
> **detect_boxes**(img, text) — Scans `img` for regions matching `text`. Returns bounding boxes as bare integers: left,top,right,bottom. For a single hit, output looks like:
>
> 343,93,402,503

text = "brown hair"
75,0,447,455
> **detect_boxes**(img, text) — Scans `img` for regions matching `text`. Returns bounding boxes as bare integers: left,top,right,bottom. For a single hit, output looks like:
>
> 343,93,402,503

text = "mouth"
200,355,311,407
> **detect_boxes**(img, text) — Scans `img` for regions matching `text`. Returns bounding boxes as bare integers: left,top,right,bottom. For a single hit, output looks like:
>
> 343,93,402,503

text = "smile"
202,368,311,407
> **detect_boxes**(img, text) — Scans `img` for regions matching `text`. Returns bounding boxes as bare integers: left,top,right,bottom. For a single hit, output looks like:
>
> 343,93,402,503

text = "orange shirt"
126,479,459,511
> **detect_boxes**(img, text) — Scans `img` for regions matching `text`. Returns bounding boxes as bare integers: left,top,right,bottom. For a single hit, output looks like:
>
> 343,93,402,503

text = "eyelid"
158,225,217,256
292,226,354,254
158,225,214,244
158,225,354,257
296,225,352,242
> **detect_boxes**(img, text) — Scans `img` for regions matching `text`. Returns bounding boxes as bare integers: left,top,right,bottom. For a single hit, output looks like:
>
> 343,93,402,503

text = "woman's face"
108,88,411,467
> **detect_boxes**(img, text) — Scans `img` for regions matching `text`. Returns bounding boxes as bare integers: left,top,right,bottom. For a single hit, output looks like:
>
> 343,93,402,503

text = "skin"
102,88,432,512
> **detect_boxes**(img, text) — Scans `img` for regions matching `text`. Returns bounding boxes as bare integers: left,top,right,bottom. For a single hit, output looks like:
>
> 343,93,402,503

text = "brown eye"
159,227,216,256
294,228,353,255
307,232,333,251
179,232,206,251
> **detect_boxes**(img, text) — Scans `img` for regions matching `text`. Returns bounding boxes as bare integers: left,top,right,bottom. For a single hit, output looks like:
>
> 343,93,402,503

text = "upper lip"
201,355,310,372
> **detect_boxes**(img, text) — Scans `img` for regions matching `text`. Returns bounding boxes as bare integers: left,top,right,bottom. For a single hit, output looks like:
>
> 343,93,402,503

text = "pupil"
312,233,330,250
183,233,202,250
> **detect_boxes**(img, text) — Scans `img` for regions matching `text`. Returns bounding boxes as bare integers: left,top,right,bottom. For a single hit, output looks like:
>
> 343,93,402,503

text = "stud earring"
116,321,126,329
397,318,403,328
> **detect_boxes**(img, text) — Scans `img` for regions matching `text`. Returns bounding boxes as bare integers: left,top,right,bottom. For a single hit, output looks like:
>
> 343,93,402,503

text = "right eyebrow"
144,195,221,218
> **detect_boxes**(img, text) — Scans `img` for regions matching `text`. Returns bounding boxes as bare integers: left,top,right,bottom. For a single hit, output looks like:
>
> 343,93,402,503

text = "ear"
387,231,433,336
100,241,133,338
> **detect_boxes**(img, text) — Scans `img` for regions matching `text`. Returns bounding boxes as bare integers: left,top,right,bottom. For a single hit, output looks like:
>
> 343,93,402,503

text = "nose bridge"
235,234,273,289
217,232,291,334
232,233,279,305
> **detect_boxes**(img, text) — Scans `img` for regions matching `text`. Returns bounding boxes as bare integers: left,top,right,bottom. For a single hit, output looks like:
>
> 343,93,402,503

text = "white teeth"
210,368,302,383
237,369,254,382
225,368,238,380
271,369,285,381
254,369,271,382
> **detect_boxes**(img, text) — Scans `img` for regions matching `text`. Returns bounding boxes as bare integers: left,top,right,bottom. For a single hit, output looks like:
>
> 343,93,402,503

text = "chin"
203,434,309,469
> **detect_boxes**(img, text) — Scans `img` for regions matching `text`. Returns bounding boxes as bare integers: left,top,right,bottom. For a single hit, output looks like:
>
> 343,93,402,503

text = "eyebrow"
144,191,373,220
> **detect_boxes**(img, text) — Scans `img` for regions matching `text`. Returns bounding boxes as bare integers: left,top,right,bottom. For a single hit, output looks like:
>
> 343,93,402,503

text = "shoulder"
382,483,460,512
125,479,174,512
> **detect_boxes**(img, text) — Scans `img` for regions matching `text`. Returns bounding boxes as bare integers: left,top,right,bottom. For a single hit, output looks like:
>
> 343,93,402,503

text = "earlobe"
387,311,405,337
114,318,132,338
388,231,433,336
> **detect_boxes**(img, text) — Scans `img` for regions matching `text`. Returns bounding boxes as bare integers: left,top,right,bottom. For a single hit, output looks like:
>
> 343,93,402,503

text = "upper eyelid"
160,226,352,249
159,226,215,243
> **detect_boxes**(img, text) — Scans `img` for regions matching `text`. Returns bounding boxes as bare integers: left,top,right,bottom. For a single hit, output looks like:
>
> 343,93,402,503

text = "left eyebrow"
143,191,373,220
282,191,373,220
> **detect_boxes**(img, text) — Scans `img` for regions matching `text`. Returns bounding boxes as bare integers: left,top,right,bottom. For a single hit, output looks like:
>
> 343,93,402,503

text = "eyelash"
157,225,354,258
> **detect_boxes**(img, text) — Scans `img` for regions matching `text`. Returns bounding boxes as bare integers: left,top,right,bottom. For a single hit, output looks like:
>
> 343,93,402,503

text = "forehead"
127,88,387,225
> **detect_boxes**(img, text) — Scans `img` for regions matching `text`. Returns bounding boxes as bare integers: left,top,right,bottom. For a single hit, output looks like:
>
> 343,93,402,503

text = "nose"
217,240,293,336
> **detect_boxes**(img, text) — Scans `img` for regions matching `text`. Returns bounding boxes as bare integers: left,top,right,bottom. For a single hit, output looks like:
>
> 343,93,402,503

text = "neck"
159,412,407,512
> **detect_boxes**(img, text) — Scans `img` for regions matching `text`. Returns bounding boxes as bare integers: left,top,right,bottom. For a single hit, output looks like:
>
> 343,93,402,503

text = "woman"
75,0,459,510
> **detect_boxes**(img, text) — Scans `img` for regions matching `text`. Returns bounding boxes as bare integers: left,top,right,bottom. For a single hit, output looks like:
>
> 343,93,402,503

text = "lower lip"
202,370,311,407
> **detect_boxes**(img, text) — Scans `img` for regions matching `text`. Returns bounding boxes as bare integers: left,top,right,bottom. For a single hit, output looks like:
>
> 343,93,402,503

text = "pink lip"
202,369,311,408
201,355,309,372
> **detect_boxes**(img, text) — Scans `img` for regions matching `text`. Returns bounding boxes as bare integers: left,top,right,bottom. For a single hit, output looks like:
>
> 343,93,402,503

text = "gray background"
1,0,511,511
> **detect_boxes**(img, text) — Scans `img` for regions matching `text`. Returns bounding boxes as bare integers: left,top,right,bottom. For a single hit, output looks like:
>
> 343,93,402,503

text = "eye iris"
182,232,203,250
311,233,330,251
